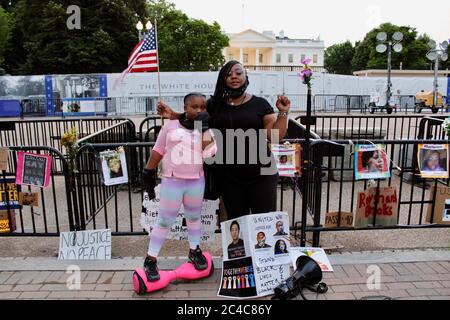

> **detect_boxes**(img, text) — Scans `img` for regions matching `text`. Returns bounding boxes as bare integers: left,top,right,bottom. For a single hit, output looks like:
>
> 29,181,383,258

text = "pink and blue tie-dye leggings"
147,176,205,258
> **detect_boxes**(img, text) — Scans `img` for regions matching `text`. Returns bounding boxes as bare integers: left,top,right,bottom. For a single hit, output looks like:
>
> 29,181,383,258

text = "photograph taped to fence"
15,152,52,188
98,147,128,186
354,144,390,180
418,144,449,179
270,143,301,177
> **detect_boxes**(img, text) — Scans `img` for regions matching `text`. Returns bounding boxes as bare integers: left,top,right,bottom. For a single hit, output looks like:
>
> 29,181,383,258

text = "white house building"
223,29,325,70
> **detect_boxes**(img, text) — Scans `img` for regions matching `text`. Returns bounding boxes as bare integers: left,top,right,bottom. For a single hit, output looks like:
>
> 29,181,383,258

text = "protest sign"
19,192,39,207
289,247,333,272
15,152,52,188
219,212,291,299
0,179,21,210
141,185,218,242
58,229,112,260
324,211,353,228
355,187,398,228
426,186,450,225
0,210,16,233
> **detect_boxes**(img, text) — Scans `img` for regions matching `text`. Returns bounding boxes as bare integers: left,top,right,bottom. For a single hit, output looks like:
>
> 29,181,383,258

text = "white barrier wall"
107,71,448,98
1,71,448,100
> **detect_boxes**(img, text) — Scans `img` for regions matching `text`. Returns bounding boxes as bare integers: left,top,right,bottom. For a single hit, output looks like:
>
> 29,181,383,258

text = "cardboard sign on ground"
58,229,112,260
355,187,398,228
324,211,354,228
426,186,450,225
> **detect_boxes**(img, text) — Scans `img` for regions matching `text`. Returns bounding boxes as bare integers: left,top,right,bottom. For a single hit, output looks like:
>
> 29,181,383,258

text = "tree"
0,5,12,68
4,0,147,75
324,41,355,75
352,23,434,71
147,0,229,71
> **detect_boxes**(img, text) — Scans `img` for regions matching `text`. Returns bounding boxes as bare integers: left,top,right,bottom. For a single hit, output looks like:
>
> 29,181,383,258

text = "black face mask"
224,76,250,98
179,112,210,130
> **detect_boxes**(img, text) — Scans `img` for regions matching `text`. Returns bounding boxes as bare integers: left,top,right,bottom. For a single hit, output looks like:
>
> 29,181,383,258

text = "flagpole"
154,19,163,121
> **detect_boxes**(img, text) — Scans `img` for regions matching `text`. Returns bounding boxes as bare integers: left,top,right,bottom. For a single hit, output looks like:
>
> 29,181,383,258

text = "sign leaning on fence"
355,187,398,228
426,186,450,225
218,212,291,299
0,179,21,210
15,152,52,188
140,185,218,242
58,229,112,260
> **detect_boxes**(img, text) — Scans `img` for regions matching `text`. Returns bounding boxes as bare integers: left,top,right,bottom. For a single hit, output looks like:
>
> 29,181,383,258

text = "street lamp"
426,40,449,108
136,20,153,41
136,21,144,40
376,31,403,110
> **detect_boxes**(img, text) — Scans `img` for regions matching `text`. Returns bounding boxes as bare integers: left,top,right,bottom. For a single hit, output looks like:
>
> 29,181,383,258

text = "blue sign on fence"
45,75,54,116
447,76,450,105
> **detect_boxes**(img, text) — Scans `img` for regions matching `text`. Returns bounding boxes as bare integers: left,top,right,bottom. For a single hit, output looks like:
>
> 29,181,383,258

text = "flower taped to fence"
442,118,450,136
299,58,313,89
61,127,79,174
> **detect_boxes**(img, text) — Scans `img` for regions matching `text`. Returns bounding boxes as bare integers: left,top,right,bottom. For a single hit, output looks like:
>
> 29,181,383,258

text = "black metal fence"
0,146,75,236
0,117,132,173
1,115,450,245
8,94,449,117
295,114,448,141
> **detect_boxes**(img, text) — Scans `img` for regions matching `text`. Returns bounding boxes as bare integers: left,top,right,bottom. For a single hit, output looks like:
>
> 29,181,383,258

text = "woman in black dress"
156,60,291,219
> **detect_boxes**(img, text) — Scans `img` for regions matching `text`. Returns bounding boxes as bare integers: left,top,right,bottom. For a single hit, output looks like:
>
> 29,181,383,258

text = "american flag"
113,27,158,89
126,27,158,73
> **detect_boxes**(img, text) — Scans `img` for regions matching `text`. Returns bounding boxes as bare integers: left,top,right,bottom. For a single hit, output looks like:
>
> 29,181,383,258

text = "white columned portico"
255,48,260,66
239,48,244,64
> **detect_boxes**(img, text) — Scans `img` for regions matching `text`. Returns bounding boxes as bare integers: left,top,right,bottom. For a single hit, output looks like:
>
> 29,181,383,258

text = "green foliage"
351,23,433,71
324,41,355,75
0,5,12,67
4,0,147,74
3,0,228,74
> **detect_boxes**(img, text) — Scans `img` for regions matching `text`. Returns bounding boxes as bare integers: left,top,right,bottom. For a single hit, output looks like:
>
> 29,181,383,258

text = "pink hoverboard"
132,252,214,295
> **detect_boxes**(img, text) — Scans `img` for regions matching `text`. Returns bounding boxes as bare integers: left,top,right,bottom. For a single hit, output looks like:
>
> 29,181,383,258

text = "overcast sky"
168,0,450,47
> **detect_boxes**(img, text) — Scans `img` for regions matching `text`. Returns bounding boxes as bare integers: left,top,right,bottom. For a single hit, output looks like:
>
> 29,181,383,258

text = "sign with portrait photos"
218,212,291,299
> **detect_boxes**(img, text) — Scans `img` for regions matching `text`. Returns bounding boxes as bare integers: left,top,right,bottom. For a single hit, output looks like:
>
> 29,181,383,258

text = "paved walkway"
1,249,450,300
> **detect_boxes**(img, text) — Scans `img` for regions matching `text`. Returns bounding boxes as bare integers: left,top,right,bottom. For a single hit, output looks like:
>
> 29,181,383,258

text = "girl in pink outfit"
141,93,216,282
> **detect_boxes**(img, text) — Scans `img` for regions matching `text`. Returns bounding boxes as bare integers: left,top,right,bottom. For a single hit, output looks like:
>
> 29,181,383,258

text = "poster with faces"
250,212,291,268
354,144,390,180
219,212,291,299
98,147,128,186
418,144,449,179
